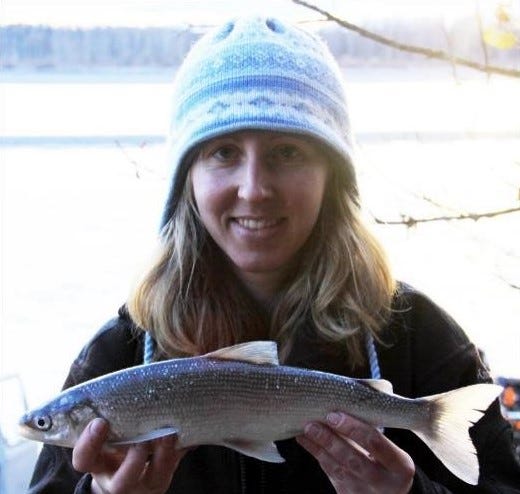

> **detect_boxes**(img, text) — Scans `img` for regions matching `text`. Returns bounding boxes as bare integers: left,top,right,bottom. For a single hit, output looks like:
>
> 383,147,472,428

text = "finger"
365,428,415,477
326,413,414,475
296,434,366,490
109,442,151,493
325,413,376,451
72,418,109,472
300,423,376,479
296,433,323,461
143,435,186,490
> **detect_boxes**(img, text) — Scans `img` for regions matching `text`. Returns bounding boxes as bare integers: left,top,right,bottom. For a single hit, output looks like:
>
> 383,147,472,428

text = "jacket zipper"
239,454,247,494
239,456,268,494
260,463,266,494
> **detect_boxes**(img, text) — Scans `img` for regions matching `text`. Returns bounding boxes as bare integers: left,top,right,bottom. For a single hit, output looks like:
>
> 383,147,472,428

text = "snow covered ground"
1,68,519,474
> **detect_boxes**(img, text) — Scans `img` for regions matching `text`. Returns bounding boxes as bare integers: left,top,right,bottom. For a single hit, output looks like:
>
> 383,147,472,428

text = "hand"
296,413,414,494
72,418,186,494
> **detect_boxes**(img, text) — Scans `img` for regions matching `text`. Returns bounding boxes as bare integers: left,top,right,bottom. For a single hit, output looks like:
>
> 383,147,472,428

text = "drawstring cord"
364,332,381,379
144,332,155,364
365,332,385,433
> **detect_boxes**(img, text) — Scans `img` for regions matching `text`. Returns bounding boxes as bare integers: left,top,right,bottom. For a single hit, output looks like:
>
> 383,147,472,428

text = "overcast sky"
0,0,501,27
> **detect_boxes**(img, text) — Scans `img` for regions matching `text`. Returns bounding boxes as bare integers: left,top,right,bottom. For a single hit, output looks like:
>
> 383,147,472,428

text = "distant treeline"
0,25,200,68
0,17,516,69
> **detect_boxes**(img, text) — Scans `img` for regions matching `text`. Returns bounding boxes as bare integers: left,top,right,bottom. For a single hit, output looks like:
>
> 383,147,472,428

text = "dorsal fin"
358,378,394,394
203,341,279,365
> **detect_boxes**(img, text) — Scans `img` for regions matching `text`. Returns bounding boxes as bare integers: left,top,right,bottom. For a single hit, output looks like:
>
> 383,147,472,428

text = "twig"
372,205,520,227
440,16,459,83
496,273,520,291
474,0,491,82
115,139,141,179
292,0,520,78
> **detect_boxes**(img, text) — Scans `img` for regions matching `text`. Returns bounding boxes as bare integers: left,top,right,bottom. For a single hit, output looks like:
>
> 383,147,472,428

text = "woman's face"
191,130,329,300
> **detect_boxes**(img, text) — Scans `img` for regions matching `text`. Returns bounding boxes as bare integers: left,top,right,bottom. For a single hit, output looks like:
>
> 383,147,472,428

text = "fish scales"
130,358,427,446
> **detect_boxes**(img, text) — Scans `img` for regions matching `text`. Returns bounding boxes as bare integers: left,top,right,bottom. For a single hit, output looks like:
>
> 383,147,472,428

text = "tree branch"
293,0,520,78
115,139,141,179
505,280,520,290
372,206,520,227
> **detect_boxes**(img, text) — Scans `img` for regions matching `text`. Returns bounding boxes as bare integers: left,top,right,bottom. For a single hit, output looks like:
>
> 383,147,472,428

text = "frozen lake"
1,67,519,476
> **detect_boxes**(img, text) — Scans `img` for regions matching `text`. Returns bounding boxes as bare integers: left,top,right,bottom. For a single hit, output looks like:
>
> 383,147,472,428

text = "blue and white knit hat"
160,15,357,228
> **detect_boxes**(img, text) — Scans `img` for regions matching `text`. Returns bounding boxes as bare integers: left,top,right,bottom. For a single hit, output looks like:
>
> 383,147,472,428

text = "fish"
19,340,502,485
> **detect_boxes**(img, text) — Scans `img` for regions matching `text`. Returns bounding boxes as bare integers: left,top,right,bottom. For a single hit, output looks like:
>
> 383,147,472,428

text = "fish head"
18,390,98,447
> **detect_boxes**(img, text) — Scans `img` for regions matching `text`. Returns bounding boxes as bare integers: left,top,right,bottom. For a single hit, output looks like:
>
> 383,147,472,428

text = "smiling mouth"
233,217,282,230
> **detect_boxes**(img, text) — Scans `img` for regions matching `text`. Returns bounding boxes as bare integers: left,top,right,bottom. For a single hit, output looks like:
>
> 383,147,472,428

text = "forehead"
43,388,87,415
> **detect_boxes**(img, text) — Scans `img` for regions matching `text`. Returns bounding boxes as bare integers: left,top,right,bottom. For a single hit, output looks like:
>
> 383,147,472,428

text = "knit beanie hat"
160,15,357,228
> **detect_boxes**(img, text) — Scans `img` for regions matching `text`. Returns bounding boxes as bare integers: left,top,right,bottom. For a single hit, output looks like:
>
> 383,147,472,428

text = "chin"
231,254,296,278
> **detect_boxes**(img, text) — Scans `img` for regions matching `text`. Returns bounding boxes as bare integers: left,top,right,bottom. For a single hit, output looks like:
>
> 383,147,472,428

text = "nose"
237,153,274,202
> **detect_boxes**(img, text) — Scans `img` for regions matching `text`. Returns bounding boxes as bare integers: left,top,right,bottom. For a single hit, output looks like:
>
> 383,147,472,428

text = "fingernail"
327,412,342,426
89,418,105,436
305,423,320,438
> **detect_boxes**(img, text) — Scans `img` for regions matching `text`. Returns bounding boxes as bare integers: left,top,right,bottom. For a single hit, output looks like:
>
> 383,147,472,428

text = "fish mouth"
18,422,41,442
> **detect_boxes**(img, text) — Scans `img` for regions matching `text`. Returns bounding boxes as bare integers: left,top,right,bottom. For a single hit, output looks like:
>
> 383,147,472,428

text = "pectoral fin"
220,439,285,463
109,426,179,445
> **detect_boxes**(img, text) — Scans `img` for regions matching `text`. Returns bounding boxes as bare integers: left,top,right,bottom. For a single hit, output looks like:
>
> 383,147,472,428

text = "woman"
28,16,520,494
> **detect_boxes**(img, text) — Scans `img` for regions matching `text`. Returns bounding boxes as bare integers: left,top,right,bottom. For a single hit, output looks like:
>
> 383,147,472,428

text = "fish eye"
35,415,52,431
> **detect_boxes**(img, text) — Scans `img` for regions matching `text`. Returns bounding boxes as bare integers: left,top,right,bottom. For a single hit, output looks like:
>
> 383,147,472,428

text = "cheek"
191,169,216,214
288,169,328,214
191,171,233,231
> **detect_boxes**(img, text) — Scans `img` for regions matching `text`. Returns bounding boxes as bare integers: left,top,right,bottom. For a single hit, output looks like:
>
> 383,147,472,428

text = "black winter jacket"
28,285,520,493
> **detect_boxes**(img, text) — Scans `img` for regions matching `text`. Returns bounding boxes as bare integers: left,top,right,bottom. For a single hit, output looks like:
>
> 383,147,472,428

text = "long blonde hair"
127,155,395,366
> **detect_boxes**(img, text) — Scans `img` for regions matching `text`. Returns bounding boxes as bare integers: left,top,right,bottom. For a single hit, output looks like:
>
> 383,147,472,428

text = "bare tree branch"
372,205,520,227
505,281,520,290
292,0,520,78
440,16,459,82
474,0,491,81
115,139,141,179
496,272,520,290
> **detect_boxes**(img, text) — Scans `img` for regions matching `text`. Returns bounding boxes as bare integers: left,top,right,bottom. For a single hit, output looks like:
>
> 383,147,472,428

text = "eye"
197,142,241,168
35,415,53,431
276,144,301,159
211,144,240,162
271,143,306,164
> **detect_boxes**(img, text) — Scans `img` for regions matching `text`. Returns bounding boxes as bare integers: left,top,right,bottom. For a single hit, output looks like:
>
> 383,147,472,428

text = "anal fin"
220,439,285,463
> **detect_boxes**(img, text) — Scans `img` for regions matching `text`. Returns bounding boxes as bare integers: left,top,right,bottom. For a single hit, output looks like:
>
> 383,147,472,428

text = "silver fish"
19,341,501,485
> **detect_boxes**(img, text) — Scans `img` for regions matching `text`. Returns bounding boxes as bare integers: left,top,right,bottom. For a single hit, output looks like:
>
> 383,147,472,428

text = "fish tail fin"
413,383,502,485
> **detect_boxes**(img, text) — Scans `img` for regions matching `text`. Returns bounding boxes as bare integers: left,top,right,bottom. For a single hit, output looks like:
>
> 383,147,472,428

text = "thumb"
72,418,109,472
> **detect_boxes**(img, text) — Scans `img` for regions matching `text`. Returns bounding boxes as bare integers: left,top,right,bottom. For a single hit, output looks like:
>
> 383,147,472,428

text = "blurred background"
1,0,519,491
